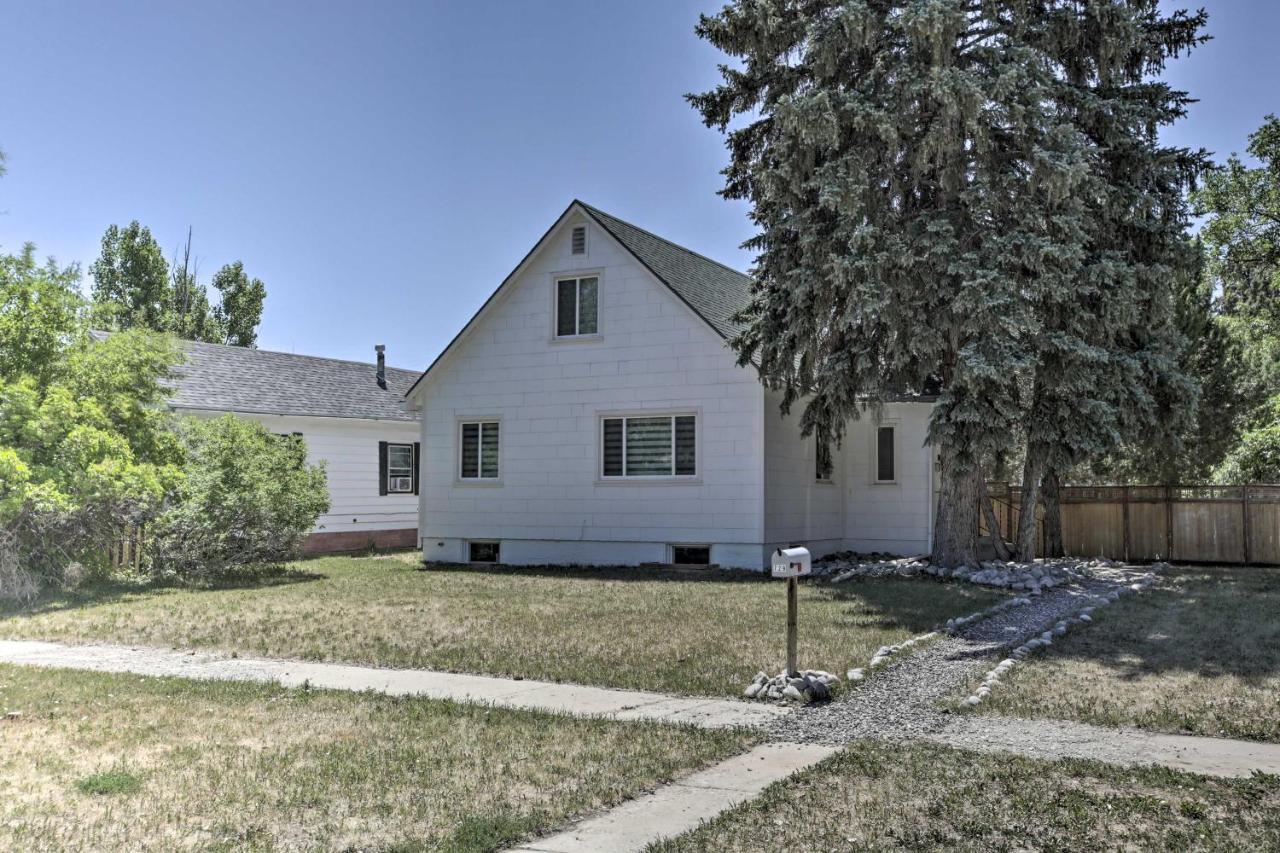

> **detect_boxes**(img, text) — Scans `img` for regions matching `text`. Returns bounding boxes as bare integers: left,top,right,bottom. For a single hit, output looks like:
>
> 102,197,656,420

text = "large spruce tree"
1010,5,1206,558
691,0,1205,565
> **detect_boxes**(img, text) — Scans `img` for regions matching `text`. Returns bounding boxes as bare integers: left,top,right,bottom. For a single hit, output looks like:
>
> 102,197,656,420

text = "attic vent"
571,225,587,255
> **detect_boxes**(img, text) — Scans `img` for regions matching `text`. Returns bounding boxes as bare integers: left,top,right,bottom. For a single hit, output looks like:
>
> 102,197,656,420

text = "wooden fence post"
1122,486,1131,564
1165,485,1174,563
1243,485,1252,565
1005,484,1013,544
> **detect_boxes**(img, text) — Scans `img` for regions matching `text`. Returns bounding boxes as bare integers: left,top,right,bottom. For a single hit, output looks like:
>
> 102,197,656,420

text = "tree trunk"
931,441,980,567
1041,467,1064,558
1015,443,1048,562
978,476,1012,560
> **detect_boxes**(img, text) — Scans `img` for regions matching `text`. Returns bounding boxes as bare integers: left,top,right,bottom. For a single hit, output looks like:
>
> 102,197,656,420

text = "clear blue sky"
1,0,1275,371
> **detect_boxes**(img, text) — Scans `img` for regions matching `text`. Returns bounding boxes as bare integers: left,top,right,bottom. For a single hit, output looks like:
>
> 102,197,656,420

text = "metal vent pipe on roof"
375,344,387,390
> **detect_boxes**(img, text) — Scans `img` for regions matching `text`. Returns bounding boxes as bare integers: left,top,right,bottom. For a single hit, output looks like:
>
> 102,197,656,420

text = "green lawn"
650,740,1280,852
0,555,1003,697
0,664,755,852
969,565,1280,742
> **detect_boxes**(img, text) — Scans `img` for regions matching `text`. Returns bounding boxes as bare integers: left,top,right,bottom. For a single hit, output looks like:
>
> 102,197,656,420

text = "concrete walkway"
509,742,837,853
0,639,785,730
934,714,1280,779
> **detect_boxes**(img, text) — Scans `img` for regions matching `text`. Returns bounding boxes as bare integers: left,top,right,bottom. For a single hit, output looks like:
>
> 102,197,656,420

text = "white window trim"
550,269,604,342
387,442,415,494
456,418,502,485
597,409,701,483
871,422,898,485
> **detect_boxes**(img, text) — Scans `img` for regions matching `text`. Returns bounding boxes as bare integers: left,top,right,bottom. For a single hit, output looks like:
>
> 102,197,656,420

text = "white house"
404,201,936,571
168,340,422,553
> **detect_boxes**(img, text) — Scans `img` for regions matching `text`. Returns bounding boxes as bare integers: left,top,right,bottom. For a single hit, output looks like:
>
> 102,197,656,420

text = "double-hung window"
459,421,500,480
386,443,414,493
378,440,418,496
556,276,598,337
601,414,696,478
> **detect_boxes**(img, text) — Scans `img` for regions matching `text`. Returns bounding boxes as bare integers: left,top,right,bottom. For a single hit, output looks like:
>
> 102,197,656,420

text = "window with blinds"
556,276,598,337
601,414,696,478
460,421,500,480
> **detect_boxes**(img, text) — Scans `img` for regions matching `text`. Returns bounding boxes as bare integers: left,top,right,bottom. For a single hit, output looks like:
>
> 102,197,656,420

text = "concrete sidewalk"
934,714,1280,779
508,742,837,853
0,639,786,729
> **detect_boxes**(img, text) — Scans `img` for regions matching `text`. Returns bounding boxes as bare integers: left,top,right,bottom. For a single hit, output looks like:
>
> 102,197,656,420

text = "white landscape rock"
742,668,841,705
957,563,1167,709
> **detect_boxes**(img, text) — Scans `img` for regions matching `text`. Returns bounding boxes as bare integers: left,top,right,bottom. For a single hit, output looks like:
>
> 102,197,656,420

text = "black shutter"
378,441,388,496
412,442,421,495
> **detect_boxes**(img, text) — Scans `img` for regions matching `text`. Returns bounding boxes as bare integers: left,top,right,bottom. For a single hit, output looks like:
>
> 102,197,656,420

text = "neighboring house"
404,201,937,571
168,340,422,553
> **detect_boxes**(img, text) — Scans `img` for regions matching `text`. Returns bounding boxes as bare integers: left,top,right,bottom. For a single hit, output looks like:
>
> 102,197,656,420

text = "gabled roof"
576,202,753,341
405,200,754,401
168,339,421,422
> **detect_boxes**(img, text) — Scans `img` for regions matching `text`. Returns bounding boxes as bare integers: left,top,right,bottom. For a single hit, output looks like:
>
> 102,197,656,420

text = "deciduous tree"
90,222,267,347
211,261,266,348
0,245,85,386
89,221,173,334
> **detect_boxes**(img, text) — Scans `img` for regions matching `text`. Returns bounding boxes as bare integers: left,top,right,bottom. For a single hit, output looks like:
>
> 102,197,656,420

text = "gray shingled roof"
168,340,420,422
578,202,754,340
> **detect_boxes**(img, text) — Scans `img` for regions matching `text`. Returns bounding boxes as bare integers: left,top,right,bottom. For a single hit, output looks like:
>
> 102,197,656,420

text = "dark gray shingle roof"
578,202,754,340
168,340,420,422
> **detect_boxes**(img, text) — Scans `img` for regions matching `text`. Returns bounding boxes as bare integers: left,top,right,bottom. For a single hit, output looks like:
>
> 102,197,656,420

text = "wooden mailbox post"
771,547,811,677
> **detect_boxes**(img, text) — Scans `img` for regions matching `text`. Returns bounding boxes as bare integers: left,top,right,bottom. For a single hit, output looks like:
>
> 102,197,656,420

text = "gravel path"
767,565,1280,778
769,570,1146,746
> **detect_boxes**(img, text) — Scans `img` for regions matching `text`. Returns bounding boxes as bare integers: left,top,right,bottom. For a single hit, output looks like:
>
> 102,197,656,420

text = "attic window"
556,276,598,337
571,225,587,255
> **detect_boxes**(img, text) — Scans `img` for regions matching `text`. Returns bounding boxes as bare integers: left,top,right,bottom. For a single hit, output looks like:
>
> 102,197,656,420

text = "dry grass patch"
0,663,755,852
971,565,1280,742
0,556,1003,697
650,740,1280,852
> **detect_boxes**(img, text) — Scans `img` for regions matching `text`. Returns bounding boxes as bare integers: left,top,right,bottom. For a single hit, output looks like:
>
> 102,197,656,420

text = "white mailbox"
771,546,811,579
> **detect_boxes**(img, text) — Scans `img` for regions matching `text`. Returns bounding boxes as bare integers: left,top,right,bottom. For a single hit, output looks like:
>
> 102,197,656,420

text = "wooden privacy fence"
108,525,146,570
983,484,1280,566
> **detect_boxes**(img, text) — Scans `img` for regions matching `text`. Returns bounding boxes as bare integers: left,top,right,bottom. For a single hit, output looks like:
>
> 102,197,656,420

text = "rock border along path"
0,639,785,729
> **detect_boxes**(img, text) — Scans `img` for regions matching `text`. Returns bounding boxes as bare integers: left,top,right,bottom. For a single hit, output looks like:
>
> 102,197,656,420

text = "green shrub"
150,415,329,577
0,329,182,600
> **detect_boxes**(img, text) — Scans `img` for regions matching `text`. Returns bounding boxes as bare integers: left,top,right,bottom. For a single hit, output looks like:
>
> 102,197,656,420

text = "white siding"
762,390,845,558
180,410,419,534
415,212,766,568
840,402,935,556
